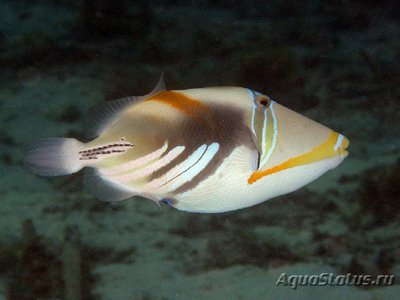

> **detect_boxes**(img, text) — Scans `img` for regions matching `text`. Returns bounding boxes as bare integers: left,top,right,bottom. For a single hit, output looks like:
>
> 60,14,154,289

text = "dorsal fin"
87,73,166,138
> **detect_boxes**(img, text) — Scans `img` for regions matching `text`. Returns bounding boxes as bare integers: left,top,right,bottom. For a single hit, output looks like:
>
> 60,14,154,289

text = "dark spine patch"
79,139,134,161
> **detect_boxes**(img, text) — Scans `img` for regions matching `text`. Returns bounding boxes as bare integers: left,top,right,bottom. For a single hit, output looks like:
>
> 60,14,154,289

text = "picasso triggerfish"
24,76,349,213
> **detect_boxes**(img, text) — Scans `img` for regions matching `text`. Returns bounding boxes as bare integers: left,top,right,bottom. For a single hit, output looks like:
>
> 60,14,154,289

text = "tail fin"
23,138,84,176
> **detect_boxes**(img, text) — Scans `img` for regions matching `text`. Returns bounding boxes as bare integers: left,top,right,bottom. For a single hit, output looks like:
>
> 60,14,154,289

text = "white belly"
174,146,344,213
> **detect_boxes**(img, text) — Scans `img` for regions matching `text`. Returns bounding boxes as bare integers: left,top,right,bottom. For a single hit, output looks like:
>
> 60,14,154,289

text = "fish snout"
337,134,350,159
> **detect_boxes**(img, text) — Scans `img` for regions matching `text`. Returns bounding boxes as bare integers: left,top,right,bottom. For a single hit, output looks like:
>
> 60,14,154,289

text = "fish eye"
255,95,271,107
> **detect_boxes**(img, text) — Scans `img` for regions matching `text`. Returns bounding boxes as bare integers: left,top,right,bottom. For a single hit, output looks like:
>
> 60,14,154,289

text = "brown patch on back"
149,103,257,195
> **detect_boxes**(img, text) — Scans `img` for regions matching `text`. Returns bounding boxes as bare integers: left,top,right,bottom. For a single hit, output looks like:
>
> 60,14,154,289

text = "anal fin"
84,168,137,201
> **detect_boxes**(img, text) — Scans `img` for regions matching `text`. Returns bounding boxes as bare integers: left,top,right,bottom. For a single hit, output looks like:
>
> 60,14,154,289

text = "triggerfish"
23,76,349,213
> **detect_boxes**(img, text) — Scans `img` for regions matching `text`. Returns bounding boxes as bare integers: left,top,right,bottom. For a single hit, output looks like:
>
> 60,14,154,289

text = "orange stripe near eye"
248,131,341,184
148,91,210,119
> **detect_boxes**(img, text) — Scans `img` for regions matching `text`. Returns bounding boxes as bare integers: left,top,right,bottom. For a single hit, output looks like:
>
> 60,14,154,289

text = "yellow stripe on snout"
248,131,347,184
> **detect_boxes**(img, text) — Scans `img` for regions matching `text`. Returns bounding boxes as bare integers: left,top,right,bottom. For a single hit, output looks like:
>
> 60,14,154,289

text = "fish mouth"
340,136,350,158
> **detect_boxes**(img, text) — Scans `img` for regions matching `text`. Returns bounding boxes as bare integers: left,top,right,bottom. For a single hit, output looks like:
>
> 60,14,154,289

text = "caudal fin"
23,138,84,176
